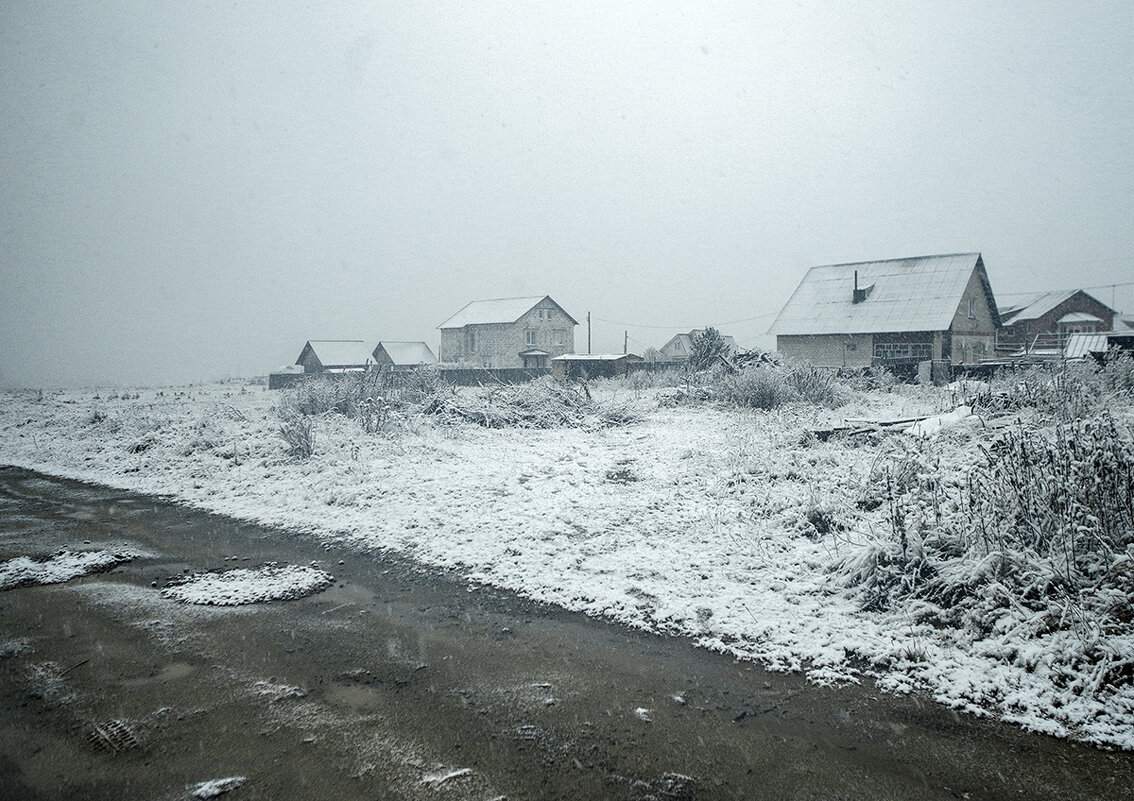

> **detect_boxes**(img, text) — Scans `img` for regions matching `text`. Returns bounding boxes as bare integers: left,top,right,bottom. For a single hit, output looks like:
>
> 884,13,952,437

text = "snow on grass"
1,378,1132,748
162,563,334,606
0,550,136,590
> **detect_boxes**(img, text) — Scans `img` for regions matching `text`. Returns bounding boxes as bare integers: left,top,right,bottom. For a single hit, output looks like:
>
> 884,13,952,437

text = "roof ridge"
813,252,980,269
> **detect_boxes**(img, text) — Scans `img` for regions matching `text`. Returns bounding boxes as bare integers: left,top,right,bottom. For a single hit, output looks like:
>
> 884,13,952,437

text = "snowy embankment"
0,377,1131,749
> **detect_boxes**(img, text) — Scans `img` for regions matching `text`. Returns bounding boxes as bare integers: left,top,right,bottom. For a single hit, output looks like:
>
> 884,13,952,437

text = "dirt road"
0,466,1130,800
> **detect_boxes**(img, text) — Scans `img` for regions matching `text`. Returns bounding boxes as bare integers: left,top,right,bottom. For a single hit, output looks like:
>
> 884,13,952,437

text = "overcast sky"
2,1,1132,388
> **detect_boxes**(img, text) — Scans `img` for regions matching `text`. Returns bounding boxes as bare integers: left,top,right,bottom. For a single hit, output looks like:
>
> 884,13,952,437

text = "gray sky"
2,1,1132,388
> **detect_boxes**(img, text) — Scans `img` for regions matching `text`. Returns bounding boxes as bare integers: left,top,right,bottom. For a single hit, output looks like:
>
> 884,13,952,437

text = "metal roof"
998,290,1079,325
438,295,578,329
552,353,639,361
299,340,373,368
375,341,437,365
1064,333,1110,359
768,253,991,336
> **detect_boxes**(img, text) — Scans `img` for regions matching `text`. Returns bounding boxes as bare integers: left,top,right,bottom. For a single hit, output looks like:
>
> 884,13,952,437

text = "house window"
873,342,932,361
525,329,537,346
968,298,976,319
553,330,565,346
465,329,477,353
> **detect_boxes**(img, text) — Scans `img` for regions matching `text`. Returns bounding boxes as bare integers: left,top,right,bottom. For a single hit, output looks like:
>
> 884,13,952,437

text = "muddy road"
0,466,1130,800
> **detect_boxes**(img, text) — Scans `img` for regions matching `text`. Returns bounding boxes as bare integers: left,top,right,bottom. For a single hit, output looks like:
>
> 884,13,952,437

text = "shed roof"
375,341,437,365
768,253,995,336
438,295,578,329
1064,333,1110,359
299,340,374,368
552,353,640,361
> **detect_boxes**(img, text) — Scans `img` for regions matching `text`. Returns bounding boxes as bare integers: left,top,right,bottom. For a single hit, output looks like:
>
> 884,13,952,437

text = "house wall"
776,334,873,367
660,337,690,361
945,269,998,363
439,300,575,368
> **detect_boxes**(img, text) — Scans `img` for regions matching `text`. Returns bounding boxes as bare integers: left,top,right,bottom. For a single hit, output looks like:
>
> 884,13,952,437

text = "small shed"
372,341,438,370
552,353,642,380
295,340,374,373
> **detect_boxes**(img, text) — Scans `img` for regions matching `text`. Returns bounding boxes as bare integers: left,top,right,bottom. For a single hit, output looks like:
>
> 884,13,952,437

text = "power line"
592,310,779,331
997,280,1134,297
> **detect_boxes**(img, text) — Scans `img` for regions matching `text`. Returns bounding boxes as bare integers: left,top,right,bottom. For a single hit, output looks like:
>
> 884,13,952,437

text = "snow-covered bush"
843,413,1134,725
967,414,1133,585
423,377,640,429
710,364,845,410
278,413,315,459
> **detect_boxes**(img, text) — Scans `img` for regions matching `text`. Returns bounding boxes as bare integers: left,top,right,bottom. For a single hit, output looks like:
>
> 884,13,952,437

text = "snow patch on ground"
190,776,246,799
0,550,136,590
162,563,334,606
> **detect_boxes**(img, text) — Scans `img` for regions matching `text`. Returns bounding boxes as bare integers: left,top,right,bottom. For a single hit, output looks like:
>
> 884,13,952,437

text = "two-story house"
438,296,578,369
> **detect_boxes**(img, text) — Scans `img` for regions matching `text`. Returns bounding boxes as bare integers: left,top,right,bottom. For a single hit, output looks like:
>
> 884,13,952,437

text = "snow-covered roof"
299,340,373,368
375,341,437,365
438,295,578,329
998,290,1080,325
768,253,994,336
1064,333,1110,359
661,330,737,353
1057,312,1102,324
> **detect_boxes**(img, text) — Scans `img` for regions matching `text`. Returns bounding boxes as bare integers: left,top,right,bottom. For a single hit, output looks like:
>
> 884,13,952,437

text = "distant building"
996,290,1116,354
438,295,577,369
551,353,642,380
658,330,738,362
768,253,1000,367
372,341,437,370
295,340,374,373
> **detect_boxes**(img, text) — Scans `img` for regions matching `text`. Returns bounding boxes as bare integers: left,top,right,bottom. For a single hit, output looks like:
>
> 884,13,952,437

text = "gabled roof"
297,340,373,368
999,289,1113,326
768,253,996,336
374,341,437,365
661,330,737,353
998,290,1079,325
438,295,578,329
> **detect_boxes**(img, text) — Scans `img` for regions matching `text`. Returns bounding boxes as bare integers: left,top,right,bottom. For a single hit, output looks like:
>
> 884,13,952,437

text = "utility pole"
587,312,591,354
624,330,628,354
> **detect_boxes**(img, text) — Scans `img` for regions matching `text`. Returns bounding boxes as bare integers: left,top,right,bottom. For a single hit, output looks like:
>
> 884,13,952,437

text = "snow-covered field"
1,373,1131,749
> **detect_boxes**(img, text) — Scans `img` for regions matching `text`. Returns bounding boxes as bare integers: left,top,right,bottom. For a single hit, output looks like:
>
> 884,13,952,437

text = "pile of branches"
423,377,639,429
